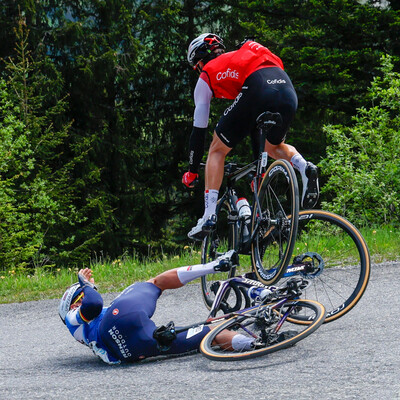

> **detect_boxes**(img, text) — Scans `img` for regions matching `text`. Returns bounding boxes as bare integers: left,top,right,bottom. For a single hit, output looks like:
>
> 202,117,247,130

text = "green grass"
361,226,399,263
0,246,203,304
0,226,398,304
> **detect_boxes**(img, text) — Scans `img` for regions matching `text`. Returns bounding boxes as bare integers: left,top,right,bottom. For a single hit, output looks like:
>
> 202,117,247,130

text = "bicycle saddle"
256,111,283,130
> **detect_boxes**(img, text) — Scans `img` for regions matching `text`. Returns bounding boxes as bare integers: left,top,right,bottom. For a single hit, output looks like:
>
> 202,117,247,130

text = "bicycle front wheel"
251,160,299,285
200,299,325,361
200,197,237,309
281,210,370,323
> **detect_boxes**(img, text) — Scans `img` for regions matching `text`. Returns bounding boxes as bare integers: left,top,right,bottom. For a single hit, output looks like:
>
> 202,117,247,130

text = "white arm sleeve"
193,78,212,128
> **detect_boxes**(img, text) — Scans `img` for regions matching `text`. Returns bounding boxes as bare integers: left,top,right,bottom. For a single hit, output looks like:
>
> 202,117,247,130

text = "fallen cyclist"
59,250,259,364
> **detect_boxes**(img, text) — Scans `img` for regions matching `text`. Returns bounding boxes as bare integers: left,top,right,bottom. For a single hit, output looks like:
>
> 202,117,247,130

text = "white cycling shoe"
188,214,217,241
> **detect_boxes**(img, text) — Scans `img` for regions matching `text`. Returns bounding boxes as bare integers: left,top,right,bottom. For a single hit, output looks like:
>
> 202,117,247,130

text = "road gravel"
1,262,399,400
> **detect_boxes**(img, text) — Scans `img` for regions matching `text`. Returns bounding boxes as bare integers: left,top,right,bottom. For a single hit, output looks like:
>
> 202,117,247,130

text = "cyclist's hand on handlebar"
182,171,199,189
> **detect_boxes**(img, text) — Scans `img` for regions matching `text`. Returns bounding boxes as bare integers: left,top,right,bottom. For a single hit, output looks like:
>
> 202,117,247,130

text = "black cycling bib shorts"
215,67,298,151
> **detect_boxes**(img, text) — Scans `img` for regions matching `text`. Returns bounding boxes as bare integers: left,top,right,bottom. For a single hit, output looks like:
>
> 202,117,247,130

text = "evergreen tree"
0,1,399,267
0,18,97,268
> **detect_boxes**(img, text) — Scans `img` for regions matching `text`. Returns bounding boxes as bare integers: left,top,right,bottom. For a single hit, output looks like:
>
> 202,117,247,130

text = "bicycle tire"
200,299,325,361
200,197,237,309
279,209,370,324
251,159,299,285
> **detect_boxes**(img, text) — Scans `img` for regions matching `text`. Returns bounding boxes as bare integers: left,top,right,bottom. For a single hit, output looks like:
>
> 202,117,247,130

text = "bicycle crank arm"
283,263,308,277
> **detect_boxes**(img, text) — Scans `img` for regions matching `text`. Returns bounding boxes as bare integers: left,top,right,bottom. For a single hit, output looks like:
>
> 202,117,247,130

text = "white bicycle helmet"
59,282,83,324
187,33,225,67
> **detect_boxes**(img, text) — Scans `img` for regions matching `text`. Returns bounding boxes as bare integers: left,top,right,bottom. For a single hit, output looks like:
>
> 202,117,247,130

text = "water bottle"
247,286,272,301
236,197,251,242
236,197,251,223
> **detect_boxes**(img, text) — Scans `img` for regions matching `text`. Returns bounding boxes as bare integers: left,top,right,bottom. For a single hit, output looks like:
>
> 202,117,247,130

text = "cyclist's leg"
205,132,231,192
264,139,320,210
147,270,184,290
252,68,318,208
206,78,261,192
167,324,253,355
187,132,230,240
148,250,236,291
212,327,254,351
264,140,298,162
188,88,250,240
165,325,211,355
264,122,318,210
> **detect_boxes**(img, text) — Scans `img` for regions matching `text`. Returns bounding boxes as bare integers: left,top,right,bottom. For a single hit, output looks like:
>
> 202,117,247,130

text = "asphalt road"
1,262,399,400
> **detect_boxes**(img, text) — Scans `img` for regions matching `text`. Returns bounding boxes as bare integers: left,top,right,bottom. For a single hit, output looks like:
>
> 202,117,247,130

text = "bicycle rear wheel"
280,210,370,323
200,197,237,309
251,160,299,285
200,299,325,361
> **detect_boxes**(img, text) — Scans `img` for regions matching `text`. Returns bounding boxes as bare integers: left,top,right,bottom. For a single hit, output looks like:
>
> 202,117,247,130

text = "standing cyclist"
59,250,258,364
182,33,319,240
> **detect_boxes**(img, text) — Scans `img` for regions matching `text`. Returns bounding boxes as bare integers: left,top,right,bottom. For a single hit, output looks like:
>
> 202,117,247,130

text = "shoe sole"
188,224,216,241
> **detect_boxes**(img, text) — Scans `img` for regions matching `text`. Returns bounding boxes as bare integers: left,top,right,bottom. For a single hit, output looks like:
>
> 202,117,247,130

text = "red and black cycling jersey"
200,41,284,100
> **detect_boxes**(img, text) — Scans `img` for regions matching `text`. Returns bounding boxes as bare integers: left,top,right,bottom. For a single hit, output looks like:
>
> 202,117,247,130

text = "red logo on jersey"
112,308,119,316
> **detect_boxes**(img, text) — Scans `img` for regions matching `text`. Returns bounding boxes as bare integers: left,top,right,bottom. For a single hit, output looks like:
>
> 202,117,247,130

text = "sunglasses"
71,291,84,307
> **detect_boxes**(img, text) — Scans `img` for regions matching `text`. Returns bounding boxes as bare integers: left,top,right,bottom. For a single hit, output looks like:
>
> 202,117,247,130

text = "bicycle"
170,274,326,361
200,111,300,310
276,209,370,323
200,111,370,324
201,199,370,324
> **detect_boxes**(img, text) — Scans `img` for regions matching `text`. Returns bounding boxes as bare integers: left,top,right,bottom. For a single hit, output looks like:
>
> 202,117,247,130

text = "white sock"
203,189,219,217
290,154,307,175
231,334,254,351
176,261,217,285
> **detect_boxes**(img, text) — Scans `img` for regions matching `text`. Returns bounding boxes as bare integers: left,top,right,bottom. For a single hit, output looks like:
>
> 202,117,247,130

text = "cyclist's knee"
264,140,296,160
148,270,184,291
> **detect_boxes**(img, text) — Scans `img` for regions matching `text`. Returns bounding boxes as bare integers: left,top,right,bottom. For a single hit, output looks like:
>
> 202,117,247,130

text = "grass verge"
0,247,203,304
0,226,398,304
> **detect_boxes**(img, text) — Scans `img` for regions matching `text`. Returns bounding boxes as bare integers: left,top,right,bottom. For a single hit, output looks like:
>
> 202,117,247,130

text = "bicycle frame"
207,274,277,318
218,154,268,254
206,112,283,255
176,275,307,334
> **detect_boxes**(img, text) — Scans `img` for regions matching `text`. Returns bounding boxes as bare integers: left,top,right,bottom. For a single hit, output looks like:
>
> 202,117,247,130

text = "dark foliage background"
0,0,399,268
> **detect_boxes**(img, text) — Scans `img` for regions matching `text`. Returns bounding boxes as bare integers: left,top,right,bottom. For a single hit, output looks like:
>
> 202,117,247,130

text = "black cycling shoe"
301,162,319,209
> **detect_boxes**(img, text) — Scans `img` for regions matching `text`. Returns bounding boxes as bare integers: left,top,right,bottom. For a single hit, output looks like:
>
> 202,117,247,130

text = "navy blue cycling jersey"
65,282,210,364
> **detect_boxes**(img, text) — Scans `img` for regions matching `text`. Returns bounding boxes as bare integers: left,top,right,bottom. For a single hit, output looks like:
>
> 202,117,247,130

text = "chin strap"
193,62,203,73
194,50,221,73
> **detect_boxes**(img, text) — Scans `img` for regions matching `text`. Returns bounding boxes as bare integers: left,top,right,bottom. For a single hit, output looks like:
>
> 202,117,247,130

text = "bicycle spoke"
200,300,325,360
281,210,370,323
251,160,299,285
